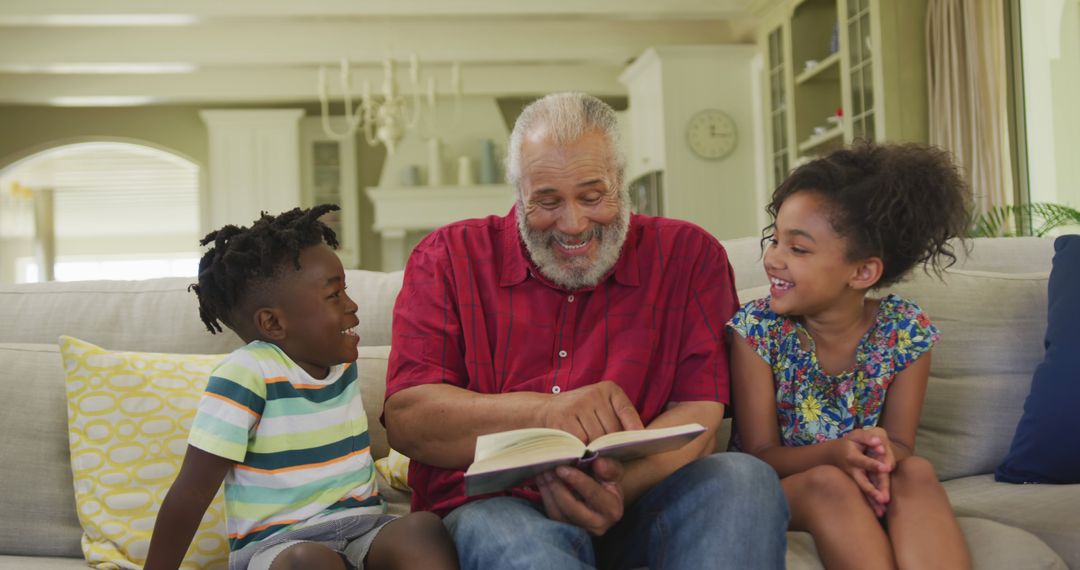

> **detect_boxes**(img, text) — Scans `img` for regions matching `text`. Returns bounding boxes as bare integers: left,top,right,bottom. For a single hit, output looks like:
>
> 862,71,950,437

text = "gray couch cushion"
886,270,1049,480
785,517,1066,570
0,343,83,559
0,556,89,569
0,270,403,355
345,270,405,347
953,237,1056,274
0,278,244,354
945,474,1080,568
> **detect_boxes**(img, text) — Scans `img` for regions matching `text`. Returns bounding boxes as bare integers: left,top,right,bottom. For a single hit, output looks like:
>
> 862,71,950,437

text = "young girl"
728,143,972,569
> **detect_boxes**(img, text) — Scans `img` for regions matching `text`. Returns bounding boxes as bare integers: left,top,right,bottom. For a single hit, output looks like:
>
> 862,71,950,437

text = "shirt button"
558,350,568,358
568,295,575,303
552,386,561,394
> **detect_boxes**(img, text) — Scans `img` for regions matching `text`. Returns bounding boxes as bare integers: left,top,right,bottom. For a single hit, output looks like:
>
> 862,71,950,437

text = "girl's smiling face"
763,191,867,317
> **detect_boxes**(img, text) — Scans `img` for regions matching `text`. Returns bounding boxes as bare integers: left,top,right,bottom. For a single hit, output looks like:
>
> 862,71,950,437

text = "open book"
464,423,706,497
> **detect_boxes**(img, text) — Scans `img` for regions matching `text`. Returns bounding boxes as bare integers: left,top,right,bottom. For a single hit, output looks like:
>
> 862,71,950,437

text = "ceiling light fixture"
317,55,462,155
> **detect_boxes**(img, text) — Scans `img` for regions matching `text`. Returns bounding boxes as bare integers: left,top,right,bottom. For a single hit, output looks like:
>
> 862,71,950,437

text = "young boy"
146,205,458,570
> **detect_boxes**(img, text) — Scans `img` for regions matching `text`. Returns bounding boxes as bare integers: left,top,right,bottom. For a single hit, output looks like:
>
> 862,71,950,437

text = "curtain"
926,0,1014,218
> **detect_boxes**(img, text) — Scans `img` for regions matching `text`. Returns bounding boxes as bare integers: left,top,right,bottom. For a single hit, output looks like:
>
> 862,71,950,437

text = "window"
0,141,200,283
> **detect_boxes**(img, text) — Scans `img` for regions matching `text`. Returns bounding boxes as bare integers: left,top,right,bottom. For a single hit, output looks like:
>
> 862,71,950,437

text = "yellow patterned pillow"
60,336,229,570
374,448,411,492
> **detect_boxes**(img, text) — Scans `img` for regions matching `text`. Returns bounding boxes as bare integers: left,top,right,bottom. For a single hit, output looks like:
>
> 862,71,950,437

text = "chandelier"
317,55,462,155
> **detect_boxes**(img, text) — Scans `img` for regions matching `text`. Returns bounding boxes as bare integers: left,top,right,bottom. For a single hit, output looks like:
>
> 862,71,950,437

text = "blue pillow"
996,234,1080,483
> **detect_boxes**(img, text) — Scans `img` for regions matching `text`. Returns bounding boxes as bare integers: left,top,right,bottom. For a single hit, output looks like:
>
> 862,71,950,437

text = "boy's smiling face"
268,243,359,378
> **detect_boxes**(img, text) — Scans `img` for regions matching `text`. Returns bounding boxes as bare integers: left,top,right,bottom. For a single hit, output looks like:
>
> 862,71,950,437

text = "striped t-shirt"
188,341,384,552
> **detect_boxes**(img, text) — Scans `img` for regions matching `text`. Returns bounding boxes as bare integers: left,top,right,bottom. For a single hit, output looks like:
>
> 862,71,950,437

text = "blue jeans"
443,452,788,570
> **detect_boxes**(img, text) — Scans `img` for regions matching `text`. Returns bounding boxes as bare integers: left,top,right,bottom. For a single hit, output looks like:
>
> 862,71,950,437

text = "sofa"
1,235,1076,569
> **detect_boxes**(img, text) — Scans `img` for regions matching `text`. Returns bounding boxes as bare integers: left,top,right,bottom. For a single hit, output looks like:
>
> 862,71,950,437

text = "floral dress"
727,294,939,447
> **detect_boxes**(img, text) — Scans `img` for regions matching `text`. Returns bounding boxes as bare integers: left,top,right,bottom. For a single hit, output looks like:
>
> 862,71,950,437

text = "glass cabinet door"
846,0,876,141
767,25,791,185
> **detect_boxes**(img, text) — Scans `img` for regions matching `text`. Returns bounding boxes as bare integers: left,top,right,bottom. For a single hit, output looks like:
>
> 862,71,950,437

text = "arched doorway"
0,141,200,283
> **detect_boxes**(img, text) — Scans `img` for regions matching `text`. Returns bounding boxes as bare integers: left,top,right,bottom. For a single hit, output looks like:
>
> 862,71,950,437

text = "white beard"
516,194,631,290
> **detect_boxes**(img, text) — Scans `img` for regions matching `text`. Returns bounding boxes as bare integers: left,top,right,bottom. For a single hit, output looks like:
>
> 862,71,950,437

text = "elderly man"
383,92,787,569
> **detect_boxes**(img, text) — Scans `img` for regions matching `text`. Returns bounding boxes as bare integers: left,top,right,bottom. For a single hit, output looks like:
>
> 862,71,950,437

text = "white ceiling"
0,0,758,105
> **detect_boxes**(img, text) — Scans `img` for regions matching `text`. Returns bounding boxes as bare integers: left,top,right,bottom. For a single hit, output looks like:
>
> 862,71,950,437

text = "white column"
199,109,305,233
31,188,55,282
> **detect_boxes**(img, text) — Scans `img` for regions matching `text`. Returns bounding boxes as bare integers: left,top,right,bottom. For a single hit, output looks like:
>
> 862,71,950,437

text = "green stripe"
264,365,357,403
264,385,359,418
188,429,247,462
326,494,384,512
243,432,370,471
227,470,375,521
191,412,249,444
213,360,268,394
248,420,364,454
230,522,291,551
205,375,265,416
228,464,374,506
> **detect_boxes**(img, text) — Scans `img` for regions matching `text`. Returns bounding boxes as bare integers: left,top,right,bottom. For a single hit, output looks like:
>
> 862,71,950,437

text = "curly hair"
190,204,340,334
764,142,971,288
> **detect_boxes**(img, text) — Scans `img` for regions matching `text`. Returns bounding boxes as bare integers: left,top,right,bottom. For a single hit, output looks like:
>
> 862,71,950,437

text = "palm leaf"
971,202,1080,237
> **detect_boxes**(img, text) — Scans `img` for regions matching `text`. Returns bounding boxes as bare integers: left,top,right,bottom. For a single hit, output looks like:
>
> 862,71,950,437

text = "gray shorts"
229,513,397,570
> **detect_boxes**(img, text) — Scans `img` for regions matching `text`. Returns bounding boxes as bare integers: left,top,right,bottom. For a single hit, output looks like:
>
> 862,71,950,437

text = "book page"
472,428,585,462
465,430,587,497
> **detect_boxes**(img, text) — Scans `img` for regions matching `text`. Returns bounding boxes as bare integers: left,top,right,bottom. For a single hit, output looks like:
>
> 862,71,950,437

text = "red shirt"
384,207,739,516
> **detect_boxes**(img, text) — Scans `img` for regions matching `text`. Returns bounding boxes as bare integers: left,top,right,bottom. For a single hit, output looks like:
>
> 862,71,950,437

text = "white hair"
505,92,626,192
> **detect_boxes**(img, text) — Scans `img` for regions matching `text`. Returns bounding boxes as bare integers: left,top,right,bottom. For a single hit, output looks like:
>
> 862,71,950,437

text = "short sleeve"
187,355,266,462
670,238,740,404
886,297,941,373
384,231,469,404
726,298,777,366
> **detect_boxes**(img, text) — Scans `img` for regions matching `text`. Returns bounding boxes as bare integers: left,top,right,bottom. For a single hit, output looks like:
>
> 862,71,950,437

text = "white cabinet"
199,109,304,234
300,118,360,268
618,46,762,240
620,55,667,181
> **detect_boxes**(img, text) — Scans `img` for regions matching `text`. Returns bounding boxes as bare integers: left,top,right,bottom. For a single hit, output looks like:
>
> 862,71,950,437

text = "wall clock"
685,109,738,160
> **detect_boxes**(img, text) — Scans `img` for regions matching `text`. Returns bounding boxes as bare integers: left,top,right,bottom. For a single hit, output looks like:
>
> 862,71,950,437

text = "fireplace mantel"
365,184,514,271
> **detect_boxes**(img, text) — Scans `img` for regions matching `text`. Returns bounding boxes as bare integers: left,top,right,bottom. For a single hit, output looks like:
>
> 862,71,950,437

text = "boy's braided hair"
764,142,971,288
190,204,340,334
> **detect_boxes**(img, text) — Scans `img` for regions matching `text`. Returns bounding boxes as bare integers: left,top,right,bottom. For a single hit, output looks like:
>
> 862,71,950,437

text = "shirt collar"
498,206,640,290
499,207,529,287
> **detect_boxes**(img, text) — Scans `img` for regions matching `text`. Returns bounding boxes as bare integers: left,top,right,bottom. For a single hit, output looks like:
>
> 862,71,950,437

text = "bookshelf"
755,0,929,186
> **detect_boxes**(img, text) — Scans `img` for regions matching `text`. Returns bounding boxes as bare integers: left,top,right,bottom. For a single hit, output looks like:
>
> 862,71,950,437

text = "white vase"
457,156,475,186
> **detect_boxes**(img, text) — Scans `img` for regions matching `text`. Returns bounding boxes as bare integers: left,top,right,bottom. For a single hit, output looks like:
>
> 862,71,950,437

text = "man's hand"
536,457,625,536
537,381,644,443
838,427,896,517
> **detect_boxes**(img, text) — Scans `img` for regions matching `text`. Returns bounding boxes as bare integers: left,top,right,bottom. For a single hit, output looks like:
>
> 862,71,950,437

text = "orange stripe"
205,392,260,418
229,518,301,539
265,376,343,390
235,447,370,475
